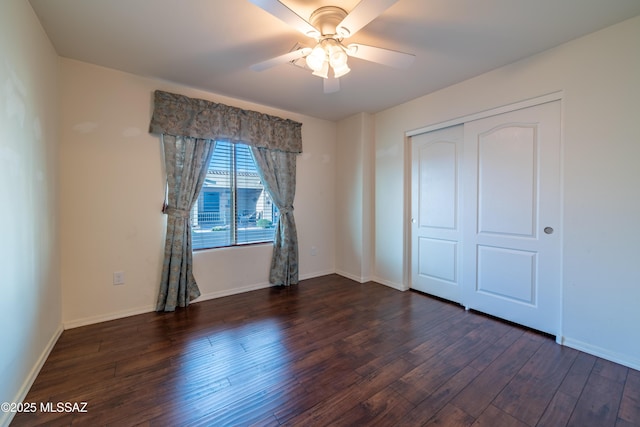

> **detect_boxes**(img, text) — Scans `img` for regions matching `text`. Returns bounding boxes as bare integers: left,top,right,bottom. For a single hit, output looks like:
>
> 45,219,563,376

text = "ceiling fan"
249,0,415,93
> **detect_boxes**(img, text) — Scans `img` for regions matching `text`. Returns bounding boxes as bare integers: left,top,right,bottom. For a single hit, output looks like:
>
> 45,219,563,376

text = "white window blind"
191,142,278,250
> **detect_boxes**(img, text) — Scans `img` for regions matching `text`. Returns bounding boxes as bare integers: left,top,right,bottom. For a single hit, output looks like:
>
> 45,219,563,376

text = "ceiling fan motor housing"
309,6,348,38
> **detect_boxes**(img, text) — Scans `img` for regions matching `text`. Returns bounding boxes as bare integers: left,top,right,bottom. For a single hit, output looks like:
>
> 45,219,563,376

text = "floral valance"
149,90,302,153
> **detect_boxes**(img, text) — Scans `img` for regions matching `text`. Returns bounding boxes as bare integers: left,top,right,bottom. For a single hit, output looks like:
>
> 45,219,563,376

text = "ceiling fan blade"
336,0,399,38
323,76,340,94
346,43,415,68
251,48,312,71
249,0,320,38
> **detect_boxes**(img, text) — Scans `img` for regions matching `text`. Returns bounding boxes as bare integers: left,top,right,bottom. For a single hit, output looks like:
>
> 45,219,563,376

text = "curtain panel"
157,136,215,312
150,90,302,311
251,147,299,286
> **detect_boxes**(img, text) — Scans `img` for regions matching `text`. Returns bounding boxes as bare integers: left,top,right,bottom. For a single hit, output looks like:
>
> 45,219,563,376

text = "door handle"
544,227,554,234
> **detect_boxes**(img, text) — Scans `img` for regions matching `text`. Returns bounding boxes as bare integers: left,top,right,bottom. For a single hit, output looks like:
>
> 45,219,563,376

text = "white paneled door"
411,101,561,336
463,101,561,335
411,125,464,303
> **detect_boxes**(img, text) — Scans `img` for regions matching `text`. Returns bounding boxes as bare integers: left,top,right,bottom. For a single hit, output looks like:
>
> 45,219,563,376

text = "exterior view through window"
191,141,278,250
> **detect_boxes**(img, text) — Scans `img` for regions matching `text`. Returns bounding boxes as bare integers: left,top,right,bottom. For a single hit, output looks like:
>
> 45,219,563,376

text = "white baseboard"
1,324,63,427
64,271,338,329
299,269,336,281
63,285,273,329
371,276,409,291
196,281,272,302
561,337,640,371
63,305,155,329
196,270,339,301
335,270,371,283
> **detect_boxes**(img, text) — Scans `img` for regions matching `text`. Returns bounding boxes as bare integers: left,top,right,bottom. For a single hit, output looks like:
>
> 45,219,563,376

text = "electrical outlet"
310,246,318,256
113,271,125,285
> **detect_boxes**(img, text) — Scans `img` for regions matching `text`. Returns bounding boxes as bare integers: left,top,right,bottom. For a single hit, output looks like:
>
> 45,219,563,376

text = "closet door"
462,101,561,335
411,125,463,303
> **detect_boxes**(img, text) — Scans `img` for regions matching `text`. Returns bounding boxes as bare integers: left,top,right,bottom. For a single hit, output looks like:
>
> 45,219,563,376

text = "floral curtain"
150,90,302,153
251,147,299,286
150,90,303,311
157,135,215,312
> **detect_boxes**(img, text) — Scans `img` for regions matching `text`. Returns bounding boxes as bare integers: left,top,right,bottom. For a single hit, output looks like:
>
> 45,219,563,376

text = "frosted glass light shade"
312,60,329,78
329,46,348,68
332,62,350,78
306,45,326,71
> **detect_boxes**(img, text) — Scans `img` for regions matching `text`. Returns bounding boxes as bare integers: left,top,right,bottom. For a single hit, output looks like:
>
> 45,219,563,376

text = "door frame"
404,91,564,341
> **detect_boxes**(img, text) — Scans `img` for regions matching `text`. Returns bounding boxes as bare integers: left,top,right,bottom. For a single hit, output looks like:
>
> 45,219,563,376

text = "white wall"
373,16,640,369
0,1,61,424
335,113,374,282
59,59,336,327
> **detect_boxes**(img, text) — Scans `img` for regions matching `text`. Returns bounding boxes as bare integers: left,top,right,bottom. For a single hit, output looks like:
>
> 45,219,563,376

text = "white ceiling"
29,0,640,121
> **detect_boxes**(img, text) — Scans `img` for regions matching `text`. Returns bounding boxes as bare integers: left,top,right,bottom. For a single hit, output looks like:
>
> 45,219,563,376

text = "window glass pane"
236,144,277,244
192,142,232,249
191,142,276,250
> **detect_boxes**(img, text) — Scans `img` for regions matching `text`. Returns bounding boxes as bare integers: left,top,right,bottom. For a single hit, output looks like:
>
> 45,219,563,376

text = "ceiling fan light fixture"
312,60,329,78
332,62,351,78
329,45,348,68
249,0,414,91
306,45,326,71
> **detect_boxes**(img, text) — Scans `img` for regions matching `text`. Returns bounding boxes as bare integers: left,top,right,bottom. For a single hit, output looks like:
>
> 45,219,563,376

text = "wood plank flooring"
11,274,640,426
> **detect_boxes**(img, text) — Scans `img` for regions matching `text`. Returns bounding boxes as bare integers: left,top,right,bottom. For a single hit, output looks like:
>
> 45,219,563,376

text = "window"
191,141,278,250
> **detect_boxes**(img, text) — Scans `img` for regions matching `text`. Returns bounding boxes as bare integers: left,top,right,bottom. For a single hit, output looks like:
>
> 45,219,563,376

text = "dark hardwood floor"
11,274,640,426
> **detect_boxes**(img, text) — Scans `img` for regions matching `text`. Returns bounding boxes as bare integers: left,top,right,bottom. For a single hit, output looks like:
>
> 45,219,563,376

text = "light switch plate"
113,271,125,285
